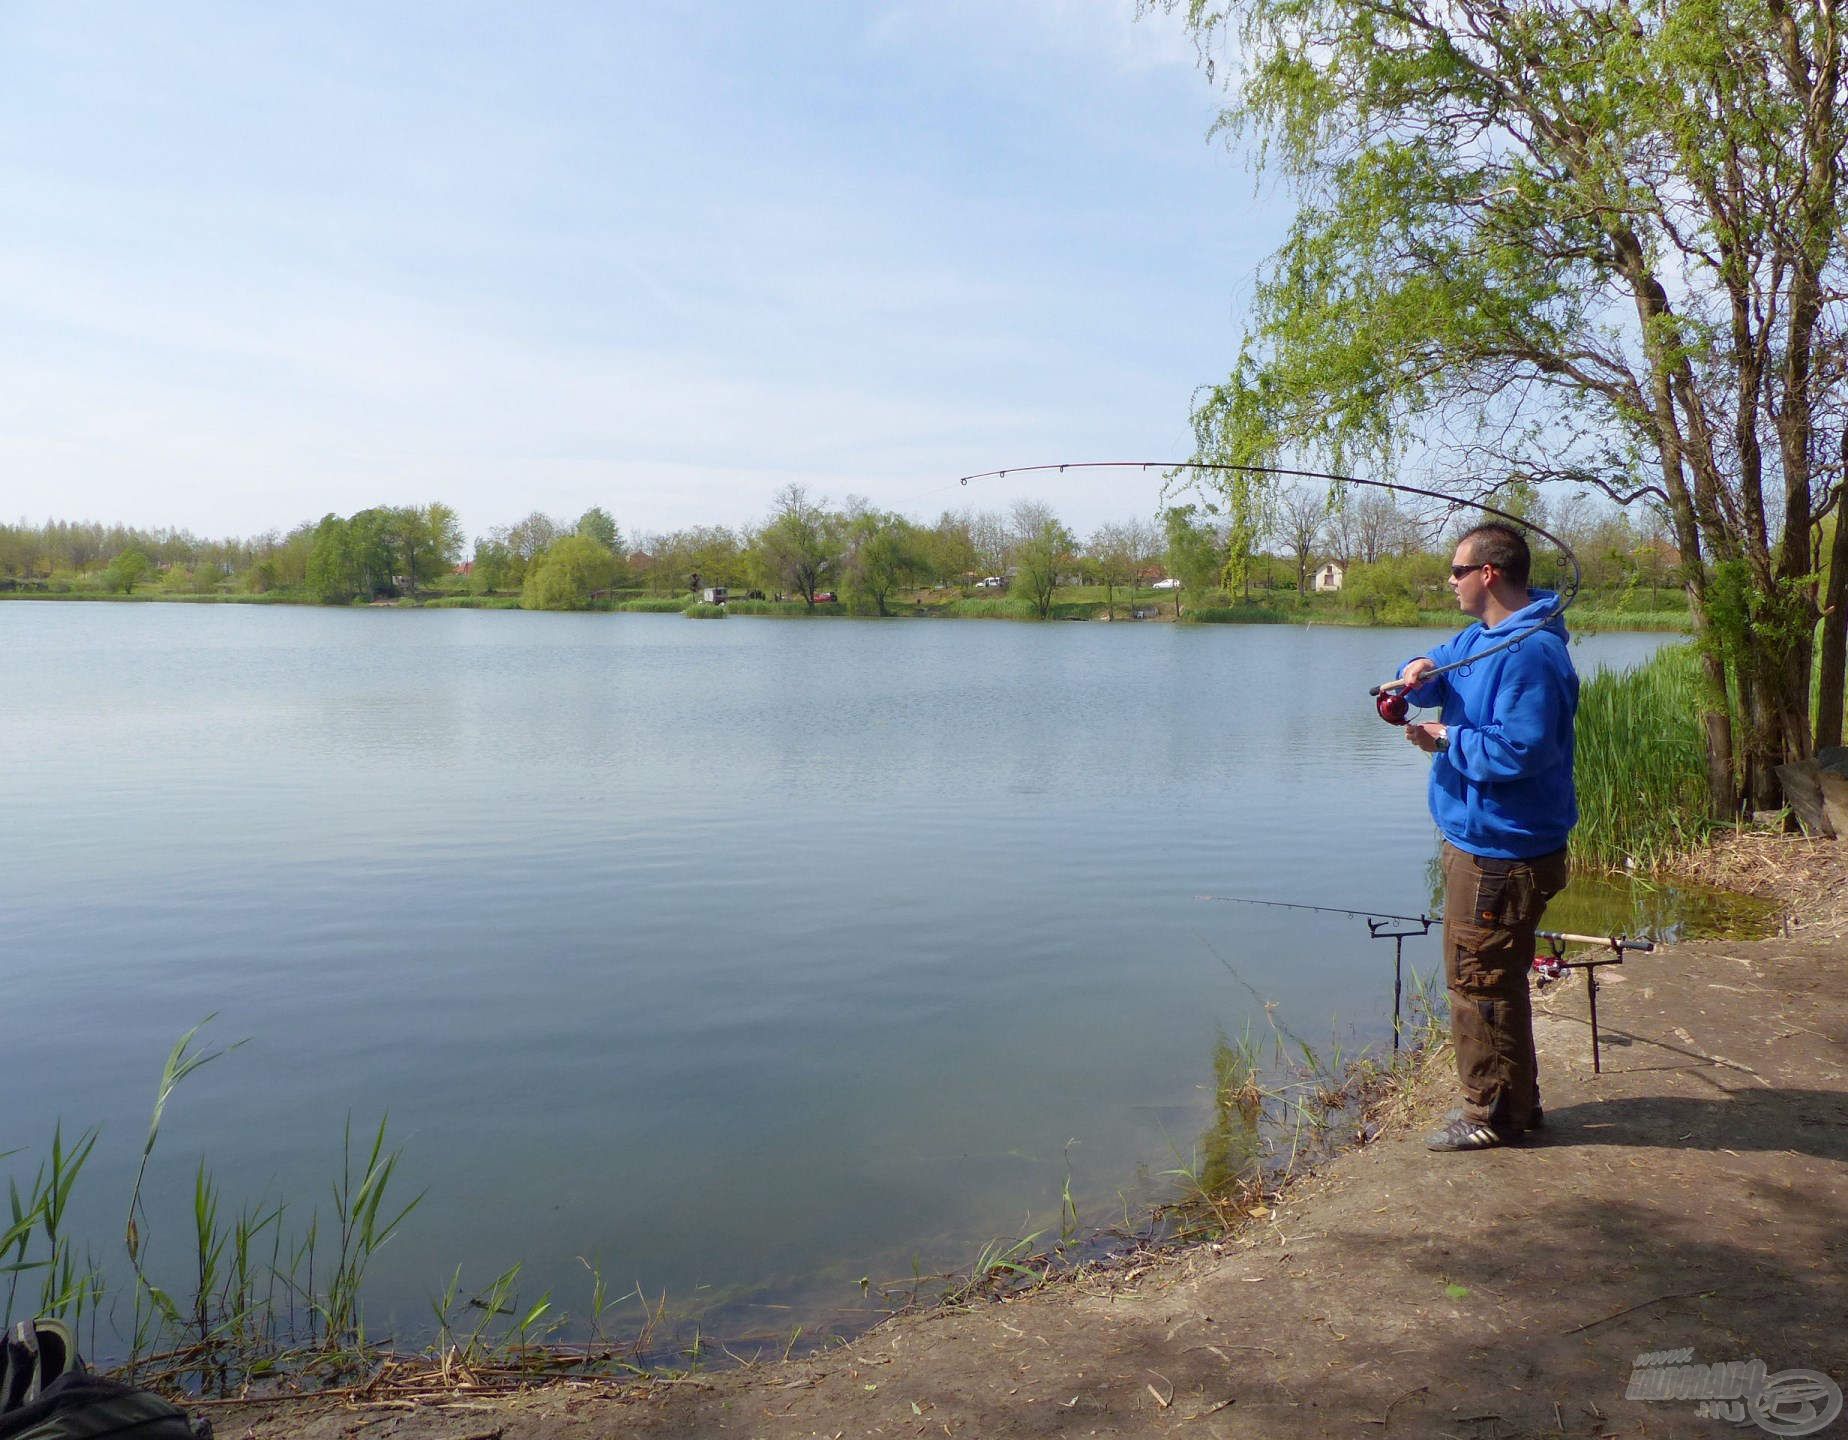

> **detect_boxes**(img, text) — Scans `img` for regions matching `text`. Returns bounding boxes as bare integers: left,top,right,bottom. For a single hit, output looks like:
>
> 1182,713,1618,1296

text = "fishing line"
957,460,1583,718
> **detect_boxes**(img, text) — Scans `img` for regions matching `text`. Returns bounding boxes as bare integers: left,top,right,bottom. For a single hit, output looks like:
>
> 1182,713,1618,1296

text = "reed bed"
1571,642,1713,872
721,599,829,616
617,595,693,613
939,597,1037,620
1189,604,1287,625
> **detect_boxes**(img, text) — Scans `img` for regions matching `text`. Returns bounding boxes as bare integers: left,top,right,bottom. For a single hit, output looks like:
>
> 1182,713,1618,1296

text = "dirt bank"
223,838,1847,1440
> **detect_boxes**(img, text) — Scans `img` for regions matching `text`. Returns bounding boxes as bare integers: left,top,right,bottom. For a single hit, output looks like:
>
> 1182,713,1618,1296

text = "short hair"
1459,523,1530,585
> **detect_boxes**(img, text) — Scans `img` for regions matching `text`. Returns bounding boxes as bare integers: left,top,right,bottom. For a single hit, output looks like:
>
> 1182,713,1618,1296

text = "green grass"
1572,642,1714,872
683,603,727,619
618,595,694,613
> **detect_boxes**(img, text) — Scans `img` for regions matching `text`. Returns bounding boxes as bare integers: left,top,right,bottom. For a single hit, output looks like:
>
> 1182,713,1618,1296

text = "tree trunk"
1699,644,1738,819
1818,499,1848,750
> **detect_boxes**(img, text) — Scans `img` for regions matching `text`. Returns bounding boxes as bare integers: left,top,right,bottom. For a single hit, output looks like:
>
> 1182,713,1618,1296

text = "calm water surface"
2,603,1682,1346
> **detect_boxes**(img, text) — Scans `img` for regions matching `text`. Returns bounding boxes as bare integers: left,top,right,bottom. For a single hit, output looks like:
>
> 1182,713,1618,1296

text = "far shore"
0,586,1697,633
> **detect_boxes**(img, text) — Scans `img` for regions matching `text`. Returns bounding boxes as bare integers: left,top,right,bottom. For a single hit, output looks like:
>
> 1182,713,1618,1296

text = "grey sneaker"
1426,1116,1521,1151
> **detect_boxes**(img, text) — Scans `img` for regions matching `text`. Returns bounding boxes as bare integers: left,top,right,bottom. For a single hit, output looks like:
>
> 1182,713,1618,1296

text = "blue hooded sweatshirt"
1403,590,1578,860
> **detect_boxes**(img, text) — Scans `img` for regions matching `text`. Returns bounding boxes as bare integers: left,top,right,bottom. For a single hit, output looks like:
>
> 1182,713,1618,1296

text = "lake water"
2,603,1684,1351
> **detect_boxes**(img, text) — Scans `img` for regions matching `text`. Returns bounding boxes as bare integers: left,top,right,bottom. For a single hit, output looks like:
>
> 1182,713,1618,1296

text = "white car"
1151,577,1182,590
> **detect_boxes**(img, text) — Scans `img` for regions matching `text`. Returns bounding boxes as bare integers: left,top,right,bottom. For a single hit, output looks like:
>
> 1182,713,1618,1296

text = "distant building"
1313,561,1346,593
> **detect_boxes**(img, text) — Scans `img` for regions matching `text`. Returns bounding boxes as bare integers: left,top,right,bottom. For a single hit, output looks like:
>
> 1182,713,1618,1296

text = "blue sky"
0,1,1287,545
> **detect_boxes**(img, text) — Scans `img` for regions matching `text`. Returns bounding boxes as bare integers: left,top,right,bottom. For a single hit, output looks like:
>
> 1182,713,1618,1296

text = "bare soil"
219,838,1848,1440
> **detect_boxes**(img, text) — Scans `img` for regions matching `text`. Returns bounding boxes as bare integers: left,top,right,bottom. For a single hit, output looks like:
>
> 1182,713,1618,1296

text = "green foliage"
841,509,928,615
1009,501,1076,619
521,534,619,611
305,506,454,603
752,484,841,605
1162,506,1222,614
1088,519,1160,617
619,594,694,613
102,547,151,594
1341,553,1443,623
640,525,748,594
470,536,520,593
575,506,621,553
924,510,981,586
683,602,727,618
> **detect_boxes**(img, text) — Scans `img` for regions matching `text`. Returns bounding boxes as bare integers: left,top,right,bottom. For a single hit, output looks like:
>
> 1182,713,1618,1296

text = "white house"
1313,561,1346,593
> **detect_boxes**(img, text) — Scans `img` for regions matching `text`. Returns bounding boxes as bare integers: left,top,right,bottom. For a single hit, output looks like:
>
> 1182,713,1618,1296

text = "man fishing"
1395,523,1579,1151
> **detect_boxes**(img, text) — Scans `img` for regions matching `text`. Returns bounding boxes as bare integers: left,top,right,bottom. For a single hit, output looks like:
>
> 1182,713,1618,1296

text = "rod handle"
1541,930,1655,953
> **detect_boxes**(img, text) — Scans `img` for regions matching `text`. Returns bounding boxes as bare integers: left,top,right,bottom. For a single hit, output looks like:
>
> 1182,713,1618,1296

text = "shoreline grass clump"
940,596,1037,620
683,603,726,619
1572,642,1713,872
721,598,810,616
618,595,693,613
1189,603,1288,625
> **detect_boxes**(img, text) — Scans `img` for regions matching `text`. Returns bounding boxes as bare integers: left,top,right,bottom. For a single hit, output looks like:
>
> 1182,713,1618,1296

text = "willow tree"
1154,0,1848,814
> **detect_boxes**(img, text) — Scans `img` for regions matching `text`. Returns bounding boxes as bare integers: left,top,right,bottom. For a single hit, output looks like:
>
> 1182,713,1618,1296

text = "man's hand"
1405,722,1447,754
1398,656,1436,689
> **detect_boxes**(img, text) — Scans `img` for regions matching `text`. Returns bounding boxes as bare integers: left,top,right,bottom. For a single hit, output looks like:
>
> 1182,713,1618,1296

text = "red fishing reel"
1375,690,1409,724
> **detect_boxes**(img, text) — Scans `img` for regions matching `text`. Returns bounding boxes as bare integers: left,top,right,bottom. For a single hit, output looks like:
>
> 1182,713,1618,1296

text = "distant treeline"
0,481,1687,616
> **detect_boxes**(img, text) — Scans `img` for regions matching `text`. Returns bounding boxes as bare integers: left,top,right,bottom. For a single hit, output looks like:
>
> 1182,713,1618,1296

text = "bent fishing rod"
957,460,1584,724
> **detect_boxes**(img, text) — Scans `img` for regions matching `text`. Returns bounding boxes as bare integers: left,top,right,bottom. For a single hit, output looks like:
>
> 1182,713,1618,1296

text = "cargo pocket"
1450,920,1519,993
1469,857,1535,929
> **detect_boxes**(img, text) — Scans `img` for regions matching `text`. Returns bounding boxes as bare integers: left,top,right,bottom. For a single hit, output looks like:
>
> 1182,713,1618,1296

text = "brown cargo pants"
1441,841,1570,1130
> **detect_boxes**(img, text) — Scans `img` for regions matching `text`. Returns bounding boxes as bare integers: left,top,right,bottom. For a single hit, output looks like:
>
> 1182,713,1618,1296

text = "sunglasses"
1450,562,1490,579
